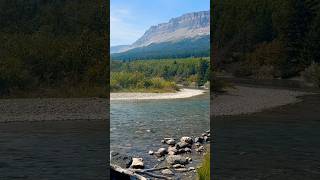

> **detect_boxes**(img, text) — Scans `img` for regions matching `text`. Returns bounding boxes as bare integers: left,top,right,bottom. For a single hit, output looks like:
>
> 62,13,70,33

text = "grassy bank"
197,150,210,180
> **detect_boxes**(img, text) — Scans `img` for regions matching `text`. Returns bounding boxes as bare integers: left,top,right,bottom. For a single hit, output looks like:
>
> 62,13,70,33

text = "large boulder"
176,141,191,149
130,158,144,169
166,155,188,165
110,151,132,168
180,136,193,144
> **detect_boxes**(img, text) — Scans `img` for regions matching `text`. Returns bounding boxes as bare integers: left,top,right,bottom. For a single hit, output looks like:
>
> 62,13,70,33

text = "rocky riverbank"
110,130,211,179
0,98,108,122
211,85,311,116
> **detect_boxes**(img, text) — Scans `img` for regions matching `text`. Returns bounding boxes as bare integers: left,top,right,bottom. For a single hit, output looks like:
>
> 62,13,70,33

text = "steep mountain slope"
111,10,210,60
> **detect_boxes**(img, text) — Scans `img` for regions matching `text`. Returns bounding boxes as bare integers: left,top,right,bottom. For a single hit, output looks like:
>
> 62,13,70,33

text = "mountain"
111,10,210,60
110,45,130,54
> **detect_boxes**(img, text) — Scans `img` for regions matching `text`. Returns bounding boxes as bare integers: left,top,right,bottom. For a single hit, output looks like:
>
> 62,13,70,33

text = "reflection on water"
110,93,209,167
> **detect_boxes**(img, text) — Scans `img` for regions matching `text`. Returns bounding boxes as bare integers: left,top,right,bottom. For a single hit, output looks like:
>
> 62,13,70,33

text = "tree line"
212,0,320,85
111,58,210,92
0,0,108,97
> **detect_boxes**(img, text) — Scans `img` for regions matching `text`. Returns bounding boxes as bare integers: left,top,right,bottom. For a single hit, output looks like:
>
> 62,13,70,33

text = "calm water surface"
213,81,320,179
110,93,209,167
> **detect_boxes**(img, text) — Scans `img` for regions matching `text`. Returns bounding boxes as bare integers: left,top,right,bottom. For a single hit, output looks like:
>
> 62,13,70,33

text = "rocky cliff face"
132,11,210,48
112,10,210,53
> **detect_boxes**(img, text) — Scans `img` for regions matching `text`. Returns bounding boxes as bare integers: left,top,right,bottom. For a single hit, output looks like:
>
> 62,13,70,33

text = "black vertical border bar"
210,0,214,179
105,0,111,178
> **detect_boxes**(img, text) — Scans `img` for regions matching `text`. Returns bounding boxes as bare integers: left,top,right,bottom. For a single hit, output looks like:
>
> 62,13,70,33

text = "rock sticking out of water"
110,152,132,168
180,136,193,144
155,147,168,157
161,169,174,175
166,155,188,165
130,158,144,169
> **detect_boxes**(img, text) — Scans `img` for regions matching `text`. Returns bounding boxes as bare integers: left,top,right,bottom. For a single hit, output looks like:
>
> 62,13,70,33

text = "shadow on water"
212,78,320,179
0,120,107,180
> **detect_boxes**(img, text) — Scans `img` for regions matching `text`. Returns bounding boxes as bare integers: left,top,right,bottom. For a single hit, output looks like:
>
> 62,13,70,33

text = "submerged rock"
130,158,144,169
110,152,132,168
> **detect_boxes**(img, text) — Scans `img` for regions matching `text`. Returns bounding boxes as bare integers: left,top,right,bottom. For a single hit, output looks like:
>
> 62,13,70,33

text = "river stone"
176,142,191,149
185,147,192,153
196,146,205,152
110,152,132,168
172,164,185,168
206,130,210,133
195,137,204,143
148,150,154,155
188,167,195,171
166,138,176,146
155,148,167,157
130,158,144,169
202,133,208,137
204,136,210,142
194,142,201,148
186,157,192,162
175,168,188,172
168,146,178,155
166,155,188,165
180,136,193,144
161,169,174,175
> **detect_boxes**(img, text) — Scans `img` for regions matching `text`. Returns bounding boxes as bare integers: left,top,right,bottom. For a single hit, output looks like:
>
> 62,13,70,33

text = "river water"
110,92,210,168
213,80,320,179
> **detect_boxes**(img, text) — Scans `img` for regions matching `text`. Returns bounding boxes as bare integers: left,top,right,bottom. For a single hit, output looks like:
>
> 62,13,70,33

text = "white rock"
180,136,193,144
161,169,174,175
130,158,144,169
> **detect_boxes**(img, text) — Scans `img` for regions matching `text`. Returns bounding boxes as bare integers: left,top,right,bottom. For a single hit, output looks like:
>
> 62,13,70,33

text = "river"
213,78,320,179
110,92,210,170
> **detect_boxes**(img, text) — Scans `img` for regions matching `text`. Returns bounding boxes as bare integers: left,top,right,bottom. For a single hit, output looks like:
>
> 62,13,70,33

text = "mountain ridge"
111,10,210,59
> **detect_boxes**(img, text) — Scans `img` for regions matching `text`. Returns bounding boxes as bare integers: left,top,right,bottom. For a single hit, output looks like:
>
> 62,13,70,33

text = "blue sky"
110,0,210,46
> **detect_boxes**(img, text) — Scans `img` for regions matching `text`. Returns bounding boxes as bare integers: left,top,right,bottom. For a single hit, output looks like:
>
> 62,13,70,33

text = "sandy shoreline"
110,88,206,100
211,85,311,116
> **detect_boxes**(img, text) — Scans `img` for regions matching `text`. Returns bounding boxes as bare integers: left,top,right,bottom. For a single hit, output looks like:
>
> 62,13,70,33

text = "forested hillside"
213,0,320,83
111,58,210,92
111,36,210,61
0,0,108,97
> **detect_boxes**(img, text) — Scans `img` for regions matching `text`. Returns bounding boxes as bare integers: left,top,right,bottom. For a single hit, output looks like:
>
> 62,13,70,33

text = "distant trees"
111,58,210,91
0,0,108,97
213,0,320,79
111,36,210,61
